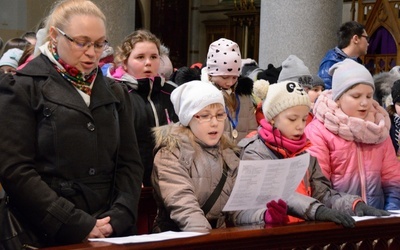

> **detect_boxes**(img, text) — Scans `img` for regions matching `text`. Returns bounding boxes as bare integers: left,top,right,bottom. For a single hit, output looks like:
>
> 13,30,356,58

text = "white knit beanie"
170,80,225,126
277,55,311,82
330,58,375,101
262,81,311,121
206,38,242,76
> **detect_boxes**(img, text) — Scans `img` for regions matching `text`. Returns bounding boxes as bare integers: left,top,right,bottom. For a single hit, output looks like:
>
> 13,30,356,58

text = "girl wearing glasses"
0,0,143,248
107,29,178,187
151,80,240,232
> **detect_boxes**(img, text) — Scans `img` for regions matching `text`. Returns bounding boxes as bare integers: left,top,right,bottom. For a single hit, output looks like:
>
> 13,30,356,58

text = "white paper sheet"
352,211,400,222
223,153,310,211
88,231,208,244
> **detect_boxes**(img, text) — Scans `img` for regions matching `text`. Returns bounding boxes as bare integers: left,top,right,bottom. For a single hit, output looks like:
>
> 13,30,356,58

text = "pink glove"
264,199,288,224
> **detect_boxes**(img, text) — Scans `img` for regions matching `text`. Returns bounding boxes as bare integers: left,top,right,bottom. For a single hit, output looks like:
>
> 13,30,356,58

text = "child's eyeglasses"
193,113,227,123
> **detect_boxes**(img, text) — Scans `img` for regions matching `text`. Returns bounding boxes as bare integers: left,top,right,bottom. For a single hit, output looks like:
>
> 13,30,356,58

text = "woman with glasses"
0,0,143,248
151,80,239,232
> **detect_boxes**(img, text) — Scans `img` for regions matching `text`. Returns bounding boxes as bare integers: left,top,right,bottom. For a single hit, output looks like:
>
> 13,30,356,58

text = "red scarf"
258,119,311,158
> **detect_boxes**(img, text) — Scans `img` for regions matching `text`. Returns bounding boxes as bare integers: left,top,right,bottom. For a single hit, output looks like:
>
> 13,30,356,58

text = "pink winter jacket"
305,90,400,210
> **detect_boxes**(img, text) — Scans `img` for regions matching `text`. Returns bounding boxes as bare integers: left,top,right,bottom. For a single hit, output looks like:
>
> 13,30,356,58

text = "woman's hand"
86,216,113,239
97,216,113,237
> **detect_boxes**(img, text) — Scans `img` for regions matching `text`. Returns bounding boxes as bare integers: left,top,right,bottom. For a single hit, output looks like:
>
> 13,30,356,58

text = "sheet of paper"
223,153,310,211
88,231,208,244
352,211,400,222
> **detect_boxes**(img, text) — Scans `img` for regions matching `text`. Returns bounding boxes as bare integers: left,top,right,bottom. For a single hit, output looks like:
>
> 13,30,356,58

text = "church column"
95,0,136,49
189,0,201,65
258,0,343,75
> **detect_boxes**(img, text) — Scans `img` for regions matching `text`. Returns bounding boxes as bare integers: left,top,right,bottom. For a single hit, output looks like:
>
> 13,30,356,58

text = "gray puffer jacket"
234,135,361,225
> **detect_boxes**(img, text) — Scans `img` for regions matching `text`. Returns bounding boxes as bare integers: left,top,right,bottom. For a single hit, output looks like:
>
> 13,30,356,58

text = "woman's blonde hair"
42,0,106,45
114,29,161,66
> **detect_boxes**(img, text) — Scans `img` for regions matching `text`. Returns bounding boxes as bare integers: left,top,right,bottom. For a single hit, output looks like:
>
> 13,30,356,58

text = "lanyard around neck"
225,93,240,129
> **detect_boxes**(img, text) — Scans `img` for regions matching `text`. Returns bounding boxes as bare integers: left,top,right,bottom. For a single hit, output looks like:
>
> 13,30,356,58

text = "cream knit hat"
262,81,311,121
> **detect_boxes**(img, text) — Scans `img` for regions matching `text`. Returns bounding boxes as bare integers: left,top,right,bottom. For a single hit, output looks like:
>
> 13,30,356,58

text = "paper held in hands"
223,153,310,211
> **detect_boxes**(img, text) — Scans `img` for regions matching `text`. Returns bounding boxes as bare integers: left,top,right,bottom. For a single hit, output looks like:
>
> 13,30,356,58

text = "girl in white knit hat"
305,58,400,210
237,80,389,227
201,38,257,143
151,80,238,232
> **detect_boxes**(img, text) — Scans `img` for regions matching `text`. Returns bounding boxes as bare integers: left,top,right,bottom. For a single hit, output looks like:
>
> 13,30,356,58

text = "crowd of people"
1,0,400,248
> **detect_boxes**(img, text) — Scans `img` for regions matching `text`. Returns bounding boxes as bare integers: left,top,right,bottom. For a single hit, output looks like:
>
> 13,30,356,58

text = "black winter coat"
0,55,143,247
121,77,178,186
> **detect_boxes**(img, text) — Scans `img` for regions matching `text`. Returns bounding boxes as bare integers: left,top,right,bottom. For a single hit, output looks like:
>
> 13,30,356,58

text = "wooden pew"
41,217,400,249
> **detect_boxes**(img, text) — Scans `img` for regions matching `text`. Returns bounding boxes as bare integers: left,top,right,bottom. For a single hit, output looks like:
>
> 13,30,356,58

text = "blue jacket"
318,47,359,89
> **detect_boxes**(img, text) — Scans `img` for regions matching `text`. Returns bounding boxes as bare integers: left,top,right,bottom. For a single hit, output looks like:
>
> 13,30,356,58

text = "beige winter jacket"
151,123,239,232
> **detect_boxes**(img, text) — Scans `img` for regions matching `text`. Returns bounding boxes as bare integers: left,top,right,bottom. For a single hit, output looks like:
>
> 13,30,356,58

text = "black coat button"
87,122,95,131
88,168,96,175
43,107,52,117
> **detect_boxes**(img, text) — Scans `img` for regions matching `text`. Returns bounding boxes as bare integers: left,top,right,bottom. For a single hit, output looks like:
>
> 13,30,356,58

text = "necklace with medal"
226,93,240,139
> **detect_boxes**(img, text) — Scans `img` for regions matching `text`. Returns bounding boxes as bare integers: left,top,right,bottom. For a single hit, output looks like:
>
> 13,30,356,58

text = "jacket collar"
17,55,119,116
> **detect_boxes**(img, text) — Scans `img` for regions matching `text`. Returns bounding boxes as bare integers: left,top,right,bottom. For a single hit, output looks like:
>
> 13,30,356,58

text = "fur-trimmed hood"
153,123,189,153
152,123,239,167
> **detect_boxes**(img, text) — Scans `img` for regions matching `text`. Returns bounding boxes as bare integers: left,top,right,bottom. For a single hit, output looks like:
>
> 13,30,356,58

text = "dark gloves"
354,202,391,216
264,199,288,224
315,206,355,228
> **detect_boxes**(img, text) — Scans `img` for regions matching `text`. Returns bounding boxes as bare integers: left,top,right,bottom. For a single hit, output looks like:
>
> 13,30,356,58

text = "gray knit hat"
277,55,311,83
301,74,325,90
330,59,374,101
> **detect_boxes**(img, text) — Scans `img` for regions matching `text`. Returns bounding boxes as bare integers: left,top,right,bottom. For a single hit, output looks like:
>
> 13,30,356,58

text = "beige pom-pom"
253,79,270,101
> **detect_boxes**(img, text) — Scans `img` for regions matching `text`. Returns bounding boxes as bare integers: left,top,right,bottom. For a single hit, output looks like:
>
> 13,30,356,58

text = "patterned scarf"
49,42,97,95
258,119,311,158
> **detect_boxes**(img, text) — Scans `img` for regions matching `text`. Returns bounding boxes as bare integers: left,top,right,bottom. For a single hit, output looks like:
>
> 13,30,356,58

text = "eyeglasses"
193,113,227,123
360,35,370,42
56,27,108,52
